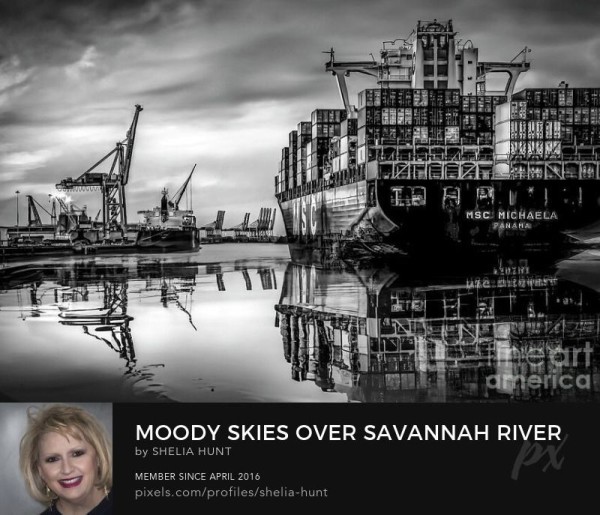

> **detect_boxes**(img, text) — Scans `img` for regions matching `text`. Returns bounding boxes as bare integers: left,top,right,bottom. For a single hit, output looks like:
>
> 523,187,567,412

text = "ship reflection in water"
275,255,600,402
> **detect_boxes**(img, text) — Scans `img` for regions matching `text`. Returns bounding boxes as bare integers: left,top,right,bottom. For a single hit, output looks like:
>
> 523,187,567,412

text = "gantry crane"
55,105,143,239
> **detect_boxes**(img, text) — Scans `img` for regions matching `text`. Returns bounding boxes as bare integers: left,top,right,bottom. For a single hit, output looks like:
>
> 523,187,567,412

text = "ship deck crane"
478,46,531,98
169,163,197,210
324,48,378,115
55,104,143,239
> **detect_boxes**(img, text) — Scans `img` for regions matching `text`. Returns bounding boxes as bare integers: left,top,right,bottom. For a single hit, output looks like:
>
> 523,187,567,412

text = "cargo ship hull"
135,227,201,252
0,229,200,261
278,178,600,264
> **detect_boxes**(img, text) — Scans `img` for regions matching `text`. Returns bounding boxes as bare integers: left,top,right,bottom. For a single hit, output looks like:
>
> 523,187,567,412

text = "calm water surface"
1,243,599,403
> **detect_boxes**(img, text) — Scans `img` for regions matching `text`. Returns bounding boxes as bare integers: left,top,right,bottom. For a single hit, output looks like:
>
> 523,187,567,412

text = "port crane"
55,105,143,239
26,195,56,227
251,207,276,240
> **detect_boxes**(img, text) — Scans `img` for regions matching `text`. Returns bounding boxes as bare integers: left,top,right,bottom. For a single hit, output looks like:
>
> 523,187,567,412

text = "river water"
1,243,599,403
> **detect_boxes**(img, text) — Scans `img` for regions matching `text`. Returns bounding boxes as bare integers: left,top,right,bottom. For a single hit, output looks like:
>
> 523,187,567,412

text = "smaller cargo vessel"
136,165,200,252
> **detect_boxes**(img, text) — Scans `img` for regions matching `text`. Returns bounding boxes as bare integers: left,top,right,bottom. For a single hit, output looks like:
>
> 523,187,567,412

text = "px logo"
511,435,568,480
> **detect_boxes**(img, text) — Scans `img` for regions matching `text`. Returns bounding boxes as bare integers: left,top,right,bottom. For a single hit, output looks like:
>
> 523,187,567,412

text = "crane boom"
27,195,43,226
122,104,143,186
26,195,56,227
170,164,197,210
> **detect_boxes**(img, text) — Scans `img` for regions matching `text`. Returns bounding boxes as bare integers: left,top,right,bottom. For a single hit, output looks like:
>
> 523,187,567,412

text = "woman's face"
37,431,101,507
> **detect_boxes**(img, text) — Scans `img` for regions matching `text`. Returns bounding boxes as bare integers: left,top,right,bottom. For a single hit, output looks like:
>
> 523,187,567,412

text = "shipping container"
445,126,460,144
444,90,460,106
561,125,573,143
477,131,493,145
413,126,428,143
358,126,366,146
544,120,561,140
444,108,459,125
558,89,574,107
510,101,527,120
311,109,346,124
340,153,349,170
477,114,493,132
289,130,298,150
527,121,544,140
358,145,366,164
526,140,544,156
541,108,558,121
297,121,311,135
544,141,561,158
358,107,366,128
413,89,429,107
510,120,527,140
297,133,311,149
510,140,528,156
340,118,358,137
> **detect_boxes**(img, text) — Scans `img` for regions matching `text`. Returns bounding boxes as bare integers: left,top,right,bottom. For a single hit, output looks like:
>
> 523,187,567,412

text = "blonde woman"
19,405,113,515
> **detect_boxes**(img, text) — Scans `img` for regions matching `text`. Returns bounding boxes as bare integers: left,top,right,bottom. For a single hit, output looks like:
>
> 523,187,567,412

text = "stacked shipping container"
493,89,600,165
356,88,505,166
330,118,358,174
459,95,506,145
296,121,311,187
288,130,298,189
276,147,290,194
279,88,600,194
513,88,600,146
309,109,346,181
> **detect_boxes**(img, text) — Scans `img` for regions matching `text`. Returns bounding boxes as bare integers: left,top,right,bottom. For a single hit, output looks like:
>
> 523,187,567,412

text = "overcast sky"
1,0,599,232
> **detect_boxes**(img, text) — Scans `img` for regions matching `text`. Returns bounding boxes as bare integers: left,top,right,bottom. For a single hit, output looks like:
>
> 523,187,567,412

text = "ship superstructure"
275,20,600,264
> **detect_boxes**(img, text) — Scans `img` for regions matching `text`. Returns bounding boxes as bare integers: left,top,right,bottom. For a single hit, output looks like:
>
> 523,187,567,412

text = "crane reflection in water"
275,256,600,402
0,257,281,401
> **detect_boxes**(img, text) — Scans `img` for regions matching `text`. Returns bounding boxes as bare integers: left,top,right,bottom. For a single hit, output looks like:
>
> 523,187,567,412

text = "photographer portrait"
0,403,113,515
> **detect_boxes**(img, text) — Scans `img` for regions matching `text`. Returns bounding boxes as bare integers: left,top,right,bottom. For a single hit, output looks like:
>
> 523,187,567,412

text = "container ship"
275,20,600,264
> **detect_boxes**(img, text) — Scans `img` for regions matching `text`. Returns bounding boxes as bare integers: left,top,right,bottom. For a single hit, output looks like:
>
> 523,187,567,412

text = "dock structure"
248,208,277,241
199,210,226,243
221,213,251,242
217,209,279,242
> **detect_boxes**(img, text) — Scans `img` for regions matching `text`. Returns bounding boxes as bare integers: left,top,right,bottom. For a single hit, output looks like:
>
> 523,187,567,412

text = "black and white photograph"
1,0,599,510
